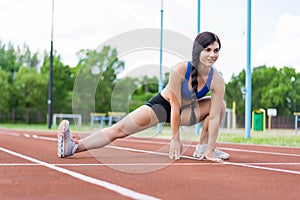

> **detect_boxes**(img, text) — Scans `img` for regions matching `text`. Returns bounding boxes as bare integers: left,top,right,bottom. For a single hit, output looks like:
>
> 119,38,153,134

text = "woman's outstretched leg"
58,105,159,158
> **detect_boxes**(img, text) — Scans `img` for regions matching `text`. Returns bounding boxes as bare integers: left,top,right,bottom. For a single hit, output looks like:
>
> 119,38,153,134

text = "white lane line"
0,132,20,136
0,163,221,167
107,146,300,175
32,134,56,141
0,147,160,200
241,162,300,165
120,138,300,157
1,162,300,167
224,161,300,175
219,147,300,157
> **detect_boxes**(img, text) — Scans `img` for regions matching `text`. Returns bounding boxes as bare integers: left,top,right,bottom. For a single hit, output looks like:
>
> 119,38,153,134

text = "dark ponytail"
189,65,198,125
189,31,221,125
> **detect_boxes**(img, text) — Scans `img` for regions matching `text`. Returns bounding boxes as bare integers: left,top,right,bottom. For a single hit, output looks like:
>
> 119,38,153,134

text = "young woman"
58,31,229,162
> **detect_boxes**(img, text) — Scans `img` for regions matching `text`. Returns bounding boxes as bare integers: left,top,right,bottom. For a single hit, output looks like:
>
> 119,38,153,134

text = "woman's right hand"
169,138,182,160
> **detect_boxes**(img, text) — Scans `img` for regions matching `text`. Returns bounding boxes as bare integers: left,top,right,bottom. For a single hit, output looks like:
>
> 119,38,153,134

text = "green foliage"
0,42,39,82
111,77,138,113
96,48,122,112
12,67,47,123
1,38,299,125
218,132,300,147
41,53,74,113
72,46,125,119
120,76,158,112
15,44,39,68
225,65,300,116
0,42,20,81
225,69,246,115
0,68,10,114
129,92,156,112
134,76,158,95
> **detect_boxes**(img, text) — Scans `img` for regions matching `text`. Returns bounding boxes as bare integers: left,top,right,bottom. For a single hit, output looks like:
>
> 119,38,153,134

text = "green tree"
41,52,74,114
0,42,20,81
225,65,300,116
112,77,139,112
13,67,47,123
225,69,246,115
96,47,124,112
16,44,39,69
0,42,39,82
72,46,124,120
0,68,10,115
256,66,296,115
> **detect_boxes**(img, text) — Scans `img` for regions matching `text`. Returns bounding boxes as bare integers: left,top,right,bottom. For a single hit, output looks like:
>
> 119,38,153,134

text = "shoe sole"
193,152,230,160
218,155,230,160
201,156,224,163
57,120,69,158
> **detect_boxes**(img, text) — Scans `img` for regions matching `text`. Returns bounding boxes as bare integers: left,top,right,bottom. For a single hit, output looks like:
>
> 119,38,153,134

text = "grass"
1,123,300,147
0,123,50,130
218,132,300,147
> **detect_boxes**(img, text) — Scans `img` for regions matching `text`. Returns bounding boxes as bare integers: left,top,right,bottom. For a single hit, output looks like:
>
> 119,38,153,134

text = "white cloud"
52,0,161,65
254,14,300,70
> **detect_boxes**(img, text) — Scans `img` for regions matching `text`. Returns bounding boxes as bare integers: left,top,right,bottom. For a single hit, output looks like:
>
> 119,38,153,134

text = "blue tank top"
181,61,214,100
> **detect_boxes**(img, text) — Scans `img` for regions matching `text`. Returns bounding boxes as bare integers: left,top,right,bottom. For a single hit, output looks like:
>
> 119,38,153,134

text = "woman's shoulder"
211,67,225,86
166,61,189,84
171,61,189,74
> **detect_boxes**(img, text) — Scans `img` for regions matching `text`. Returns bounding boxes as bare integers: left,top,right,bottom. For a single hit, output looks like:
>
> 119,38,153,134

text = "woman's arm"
165,62,185,159
205,72,225,158
169,85,182,160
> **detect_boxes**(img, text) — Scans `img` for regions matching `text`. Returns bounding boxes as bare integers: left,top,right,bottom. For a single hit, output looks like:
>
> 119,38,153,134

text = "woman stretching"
58,31,229,162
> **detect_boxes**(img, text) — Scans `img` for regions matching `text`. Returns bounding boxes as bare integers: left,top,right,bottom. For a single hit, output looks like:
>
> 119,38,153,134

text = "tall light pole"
48,0,55,129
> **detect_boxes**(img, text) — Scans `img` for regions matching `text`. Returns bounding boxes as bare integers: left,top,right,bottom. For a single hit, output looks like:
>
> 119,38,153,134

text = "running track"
1,128,300,200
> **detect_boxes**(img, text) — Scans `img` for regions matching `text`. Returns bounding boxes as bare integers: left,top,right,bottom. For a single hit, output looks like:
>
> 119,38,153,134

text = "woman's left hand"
169,138,182,160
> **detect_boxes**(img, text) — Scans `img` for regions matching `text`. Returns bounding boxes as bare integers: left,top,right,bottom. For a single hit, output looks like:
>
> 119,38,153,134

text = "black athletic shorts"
146,93,171,123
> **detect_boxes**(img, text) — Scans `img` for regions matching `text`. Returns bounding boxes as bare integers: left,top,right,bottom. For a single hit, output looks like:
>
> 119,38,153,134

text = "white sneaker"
213,148,230,160
57,120,78,158
193,144,230,160
193,144,207,158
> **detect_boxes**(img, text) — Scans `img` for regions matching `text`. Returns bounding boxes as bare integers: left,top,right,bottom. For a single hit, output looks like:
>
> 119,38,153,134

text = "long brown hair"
189,31,221,125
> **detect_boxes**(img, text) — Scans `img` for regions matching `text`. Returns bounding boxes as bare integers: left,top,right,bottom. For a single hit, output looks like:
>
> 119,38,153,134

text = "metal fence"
235,115,295,129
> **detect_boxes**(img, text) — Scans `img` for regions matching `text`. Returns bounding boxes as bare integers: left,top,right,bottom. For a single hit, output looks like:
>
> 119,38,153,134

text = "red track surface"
1,128,300,200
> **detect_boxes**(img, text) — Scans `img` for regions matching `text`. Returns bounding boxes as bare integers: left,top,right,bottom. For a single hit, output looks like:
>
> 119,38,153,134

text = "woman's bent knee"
108,124,128,140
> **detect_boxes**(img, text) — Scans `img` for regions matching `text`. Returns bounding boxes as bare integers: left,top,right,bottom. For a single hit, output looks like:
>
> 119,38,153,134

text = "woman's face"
199,41,220,67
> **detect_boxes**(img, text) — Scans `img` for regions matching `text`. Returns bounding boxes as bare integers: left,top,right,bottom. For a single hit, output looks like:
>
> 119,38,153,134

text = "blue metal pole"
195,0,201,135
157,0,164,134
245,0,252,139
197,0,201,33
159,0,164,91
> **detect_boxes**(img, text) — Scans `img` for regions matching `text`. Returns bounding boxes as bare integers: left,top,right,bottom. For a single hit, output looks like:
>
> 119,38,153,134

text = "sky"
0,0,300,83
